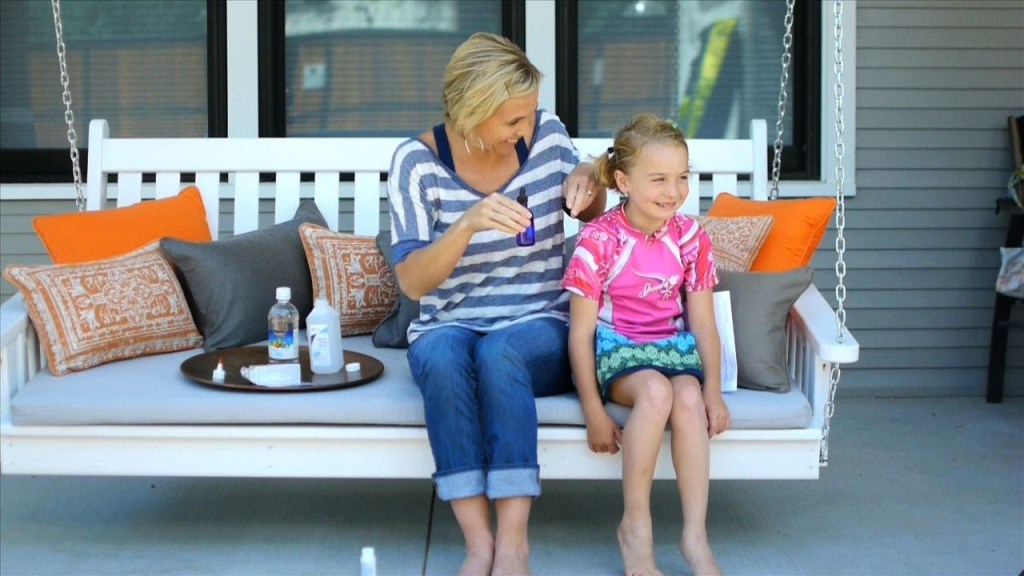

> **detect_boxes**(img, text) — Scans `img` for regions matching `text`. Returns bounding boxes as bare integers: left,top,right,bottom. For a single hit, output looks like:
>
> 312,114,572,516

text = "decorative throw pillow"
715,268,813,392
372,230,420,348
3,242,203,376
33,186,212,265
299,224,399,336
707,193,835,272
161,199,327,351
696,215,774,272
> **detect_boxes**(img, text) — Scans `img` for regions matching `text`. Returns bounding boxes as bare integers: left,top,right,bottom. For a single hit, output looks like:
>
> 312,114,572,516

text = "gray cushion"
11,336,809,430
715,268,813,392
161,200,327,351
371,231,420,349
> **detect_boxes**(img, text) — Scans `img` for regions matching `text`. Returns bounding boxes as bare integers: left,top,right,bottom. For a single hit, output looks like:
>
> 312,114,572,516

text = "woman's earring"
477,137,485,151
464,137,471,154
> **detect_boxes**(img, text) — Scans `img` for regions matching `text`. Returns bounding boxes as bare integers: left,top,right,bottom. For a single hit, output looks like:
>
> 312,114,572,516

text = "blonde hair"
442,33,542,138
593,114,689,189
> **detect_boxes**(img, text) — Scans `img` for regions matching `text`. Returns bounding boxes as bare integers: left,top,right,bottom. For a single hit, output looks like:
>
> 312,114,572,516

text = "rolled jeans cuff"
486,467,541,500
434,469,485,501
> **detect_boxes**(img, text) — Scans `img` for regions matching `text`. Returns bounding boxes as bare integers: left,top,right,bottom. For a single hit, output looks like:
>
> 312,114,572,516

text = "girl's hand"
460,192,532,235
584,409,623,454
562,162,600,218
704,393,730,438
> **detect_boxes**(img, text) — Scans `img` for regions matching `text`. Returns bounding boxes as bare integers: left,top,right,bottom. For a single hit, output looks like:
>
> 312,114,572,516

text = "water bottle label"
268,328,298,361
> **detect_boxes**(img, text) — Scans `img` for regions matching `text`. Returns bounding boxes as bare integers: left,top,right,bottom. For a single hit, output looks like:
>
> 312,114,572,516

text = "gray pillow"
715,268,813,392
371,231,420,349
161,200,328,351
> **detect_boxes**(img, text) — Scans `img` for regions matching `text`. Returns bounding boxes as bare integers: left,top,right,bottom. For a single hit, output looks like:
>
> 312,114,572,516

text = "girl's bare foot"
680,532,722,576
491,544,530,576
618,519,664,576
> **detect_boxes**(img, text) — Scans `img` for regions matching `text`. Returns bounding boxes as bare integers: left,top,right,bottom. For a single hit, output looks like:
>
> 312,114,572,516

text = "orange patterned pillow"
33,186,212,265
299,224,399,336
707,193,836,272
696,215,774,272
3,242,203,375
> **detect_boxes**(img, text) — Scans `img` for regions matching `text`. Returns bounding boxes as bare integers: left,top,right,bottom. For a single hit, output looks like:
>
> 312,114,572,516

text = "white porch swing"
0,0,858,482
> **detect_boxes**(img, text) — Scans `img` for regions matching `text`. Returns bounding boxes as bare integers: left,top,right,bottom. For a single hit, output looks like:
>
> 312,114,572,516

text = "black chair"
987,115,1024,403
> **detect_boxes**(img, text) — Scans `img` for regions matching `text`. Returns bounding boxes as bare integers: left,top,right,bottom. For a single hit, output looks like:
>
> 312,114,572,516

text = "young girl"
563,114,730,576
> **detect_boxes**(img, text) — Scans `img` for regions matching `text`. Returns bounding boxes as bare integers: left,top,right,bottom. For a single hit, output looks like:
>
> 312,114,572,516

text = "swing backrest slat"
87,119,767,240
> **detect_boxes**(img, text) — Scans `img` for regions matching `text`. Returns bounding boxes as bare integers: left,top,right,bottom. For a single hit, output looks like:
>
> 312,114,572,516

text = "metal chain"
52,0,85,211
770,0,796,201
821,0,848,467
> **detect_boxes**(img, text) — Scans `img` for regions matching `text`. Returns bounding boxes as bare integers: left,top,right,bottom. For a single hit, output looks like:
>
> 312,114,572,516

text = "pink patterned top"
563,205,718,342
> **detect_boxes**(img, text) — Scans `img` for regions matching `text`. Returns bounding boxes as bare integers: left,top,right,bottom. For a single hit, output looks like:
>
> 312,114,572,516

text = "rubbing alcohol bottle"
306,297,344,374
268,286,299,363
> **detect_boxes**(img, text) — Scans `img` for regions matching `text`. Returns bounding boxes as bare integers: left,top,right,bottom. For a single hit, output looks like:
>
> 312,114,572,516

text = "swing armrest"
790,285,859,365
1,294,43,423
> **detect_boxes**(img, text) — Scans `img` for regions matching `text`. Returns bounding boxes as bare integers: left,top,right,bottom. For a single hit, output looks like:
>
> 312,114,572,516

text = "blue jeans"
407,317,572,501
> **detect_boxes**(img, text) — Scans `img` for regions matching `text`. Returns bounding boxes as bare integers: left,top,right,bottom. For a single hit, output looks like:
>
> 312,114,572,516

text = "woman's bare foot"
491,543,530,576
618,519,664,576
459,540,494,576
680,532,721,576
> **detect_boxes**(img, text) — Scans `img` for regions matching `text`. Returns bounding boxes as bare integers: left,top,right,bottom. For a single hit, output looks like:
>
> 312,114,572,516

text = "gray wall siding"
2,0,1022,397
845,0,1024,396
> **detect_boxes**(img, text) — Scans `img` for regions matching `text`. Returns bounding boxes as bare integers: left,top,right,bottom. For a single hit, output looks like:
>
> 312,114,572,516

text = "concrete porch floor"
2,397,1021,576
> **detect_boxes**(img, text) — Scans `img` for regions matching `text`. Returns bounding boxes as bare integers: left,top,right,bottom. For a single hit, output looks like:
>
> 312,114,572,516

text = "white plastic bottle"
360,547,376,576
267,287,299,364
306,297,344,374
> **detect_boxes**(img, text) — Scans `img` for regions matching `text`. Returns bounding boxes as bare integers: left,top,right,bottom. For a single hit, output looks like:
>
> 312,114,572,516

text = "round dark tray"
180,346,383,392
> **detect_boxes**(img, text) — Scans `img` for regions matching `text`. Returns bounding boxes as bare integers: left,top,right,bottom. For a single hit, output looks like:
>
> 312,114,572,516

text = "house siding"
2,0,1022,398
839,0,1024,396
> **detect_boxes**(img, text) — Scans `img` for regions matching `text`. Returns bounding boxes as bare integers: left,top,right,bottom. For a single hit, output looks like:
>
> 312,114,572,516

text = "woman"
386,32,606,575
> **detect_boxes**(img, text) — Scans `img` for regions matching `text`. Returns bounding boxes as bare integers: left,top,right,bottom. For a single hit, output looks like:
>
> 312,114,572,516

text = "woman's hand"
562,162,602,218
704,393,731,438
460,191,532,236
584,408,623,454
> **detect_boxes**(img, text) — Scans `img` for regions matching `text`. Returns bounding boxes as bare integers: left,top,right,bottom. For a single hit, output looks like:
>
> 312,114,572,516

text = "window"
558,0,820,180
0,0,225,183
262,0,513,137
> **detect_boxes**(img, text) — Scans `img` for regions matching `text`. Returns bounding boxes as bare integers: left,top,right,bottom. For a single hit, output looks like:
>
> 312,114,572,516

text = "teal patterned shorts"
595,324,704,400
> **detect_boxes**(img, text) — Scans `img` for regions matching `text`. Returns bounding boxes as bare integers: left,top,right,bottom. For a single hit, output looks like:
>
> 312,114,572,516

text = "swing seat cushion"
32,186,212,265
708,193,835,272
2,242,203,376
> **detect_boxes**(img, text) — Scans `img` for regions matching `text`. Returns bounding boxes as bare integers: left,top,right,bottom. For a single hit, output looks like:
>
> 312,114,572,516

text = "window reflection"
577,0,791,141
284,0,502,137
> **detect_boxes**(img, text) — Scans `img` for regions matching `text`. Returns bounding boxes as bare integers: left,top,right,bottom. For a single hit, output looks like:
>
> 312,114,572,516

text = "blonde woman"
386,32,606,575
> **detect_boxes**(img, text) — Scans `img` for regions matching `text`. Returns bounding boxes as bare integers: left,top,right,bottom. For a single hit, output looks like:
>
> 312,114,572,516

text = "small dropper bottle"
516,188,535,246
360,546,376,576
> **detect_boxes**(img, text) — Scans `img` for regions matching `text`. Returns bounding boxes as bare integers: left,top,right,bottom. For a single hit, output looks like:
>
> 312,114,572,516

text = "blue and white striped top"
387,110,579,343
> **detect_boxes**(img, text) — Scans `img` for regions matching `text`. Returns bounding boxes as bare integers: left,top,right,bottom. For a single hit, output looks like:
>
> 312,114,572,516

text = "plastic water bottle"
267,286,299,363
306,297,344,374
360,546,376,576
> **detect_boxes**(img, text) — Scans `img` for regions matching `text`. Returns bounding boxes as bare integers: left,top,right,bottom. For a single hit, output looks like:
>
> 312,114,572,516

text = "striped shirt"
387,110,579,343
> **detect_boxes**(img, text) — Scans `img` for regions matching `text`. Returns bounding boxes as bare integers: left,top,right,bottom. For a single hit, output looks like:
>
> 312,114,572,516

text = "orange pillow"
707,193,835,272
33,186,212,264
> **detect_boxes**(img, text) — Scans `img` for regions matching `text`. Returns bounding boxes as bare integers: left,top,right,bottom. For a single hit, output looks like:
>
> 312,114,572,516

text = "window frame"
0,0,228,184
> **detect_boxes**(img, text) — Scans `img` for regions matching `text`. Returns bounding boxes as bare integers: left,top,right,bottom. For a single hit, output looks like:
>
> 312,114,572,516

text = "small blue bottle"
516,188,535,246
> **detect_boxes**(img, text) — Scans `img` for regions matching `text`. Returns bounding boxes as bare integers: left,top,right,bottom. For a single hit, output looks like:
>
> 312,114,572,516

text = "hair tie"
606,146,615,159
669,120,680,132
